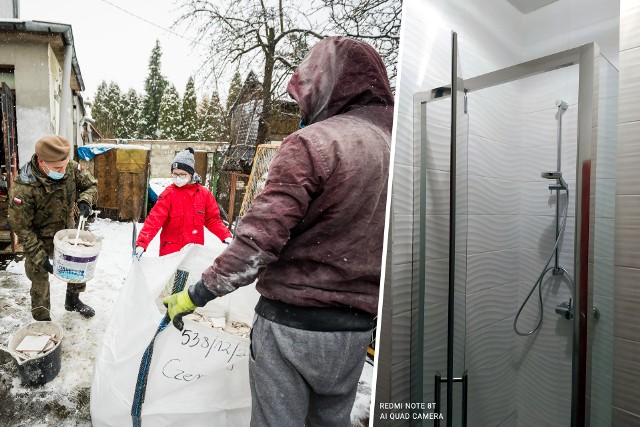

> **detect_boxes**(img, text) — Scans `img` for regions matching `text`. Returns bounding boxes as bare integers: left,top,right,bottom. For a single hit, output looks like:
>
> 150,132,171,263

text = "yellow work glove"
163,287,196,331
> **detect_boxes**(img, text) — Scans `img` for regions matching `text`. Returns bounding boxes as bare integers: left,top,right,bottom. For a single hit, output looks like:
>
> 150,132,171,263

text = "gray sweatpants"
249,315,371,427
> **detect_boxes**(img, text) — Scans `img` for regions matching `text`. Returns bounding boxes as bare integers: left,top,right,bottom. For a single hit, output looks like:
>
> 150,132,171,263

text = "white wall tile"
392,312,412,364
391,262,413,315
466,316,515,373
516,350,572,426
467,215,520,254
394,112,413,167
467,177,520,215
621,5,640,51
466,282,518,333
392,164,413,217
520,65,580,114
619,47,640,123
392,214,413,265
467,135,521,180
616,121,640,194
467,351,517,426
466,250,519,294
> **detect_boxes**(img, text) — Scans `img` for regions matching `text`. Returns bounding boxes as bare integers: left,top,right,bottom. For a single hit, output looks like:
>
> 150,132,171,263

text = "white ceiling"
507,0,560,14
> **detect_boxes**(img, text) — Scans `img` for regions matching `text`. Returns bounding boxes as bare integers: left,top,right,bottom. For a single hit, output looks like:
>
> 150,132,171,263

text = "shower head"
542,171,562,180
556,100,569,117
542,171,568,190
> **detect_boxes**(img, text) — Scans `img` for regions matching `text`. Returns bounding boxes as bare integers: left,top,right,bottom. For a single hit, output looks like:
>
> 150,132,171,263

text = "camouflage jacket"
7,154,98,265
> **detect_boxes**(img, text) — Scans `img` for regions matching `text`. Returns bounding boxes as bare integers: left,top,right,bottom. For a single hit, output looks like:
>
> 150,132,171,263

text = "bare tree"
176,0,329,146
320,0,401,83
176,0,400,146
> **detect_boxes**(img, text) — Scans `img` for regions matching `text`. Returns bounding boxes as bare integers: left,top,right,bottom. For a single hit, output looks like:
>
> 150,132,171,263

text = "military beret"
35,135,71,162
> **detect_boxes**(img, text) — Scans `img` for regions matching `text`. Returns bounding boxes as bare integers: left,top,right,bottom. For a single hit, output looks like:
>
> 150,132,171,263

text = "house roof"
0,19,85,91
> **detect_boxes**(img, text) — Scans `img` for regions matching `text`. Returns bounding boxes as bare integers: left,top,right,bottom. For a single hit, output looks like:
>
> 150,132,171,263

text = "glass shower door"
413,31,468,427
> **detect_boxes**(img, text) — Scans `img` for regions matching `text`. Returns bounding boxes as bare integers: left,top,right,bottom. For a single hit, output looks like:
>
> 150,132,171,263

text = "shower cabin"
408,34,617,426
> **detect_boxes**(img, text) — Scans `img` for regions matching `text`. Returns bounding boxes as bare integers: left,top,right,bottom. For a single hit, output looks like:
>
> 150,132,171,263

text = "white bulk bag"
90,243,260,426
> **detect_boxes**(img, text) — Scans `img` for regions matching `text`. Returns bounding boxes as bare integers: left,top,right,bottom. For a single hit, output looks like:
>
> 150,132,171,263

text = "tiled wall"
612,0,640,424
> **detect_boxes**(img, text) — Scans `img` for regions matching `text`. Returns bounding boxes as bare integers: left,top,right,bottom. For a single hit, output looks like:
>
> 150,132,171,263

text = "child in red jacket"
134,148,232,257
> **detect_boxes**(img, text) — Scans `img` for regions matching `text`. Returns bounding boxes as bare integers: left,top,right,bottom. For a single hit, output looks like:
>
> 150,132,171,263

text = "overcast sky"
20,0,212,101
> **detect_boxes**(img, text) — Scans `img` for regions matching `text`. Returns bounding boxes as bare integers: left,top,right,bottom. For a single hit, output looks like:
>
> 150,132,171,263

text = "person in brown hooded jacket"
164,36,393,426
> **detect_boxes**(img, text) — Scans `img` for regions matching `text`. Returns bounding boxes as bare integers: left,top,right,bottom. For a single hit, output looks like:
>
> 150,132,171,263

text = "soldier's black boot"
65,291,95,318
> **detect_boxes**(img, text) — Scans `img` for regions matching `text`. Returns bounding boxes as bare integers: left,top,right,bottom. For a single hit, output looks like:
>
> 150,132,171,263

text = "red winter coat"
136,183,231,256
200,37,393,315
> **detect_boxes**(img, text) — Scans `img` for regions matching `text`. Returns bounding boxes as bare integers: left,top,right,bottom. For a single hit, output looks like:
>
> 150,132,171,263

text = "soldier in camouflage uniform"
8,135,98,321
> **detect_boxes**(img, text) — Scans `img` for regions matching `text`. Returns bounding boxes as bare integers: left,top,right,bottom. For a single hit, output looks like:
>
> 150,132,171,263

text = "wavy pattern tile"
466,316,515,374
466,282,518,333
392,164,413,216
514,306,573,360
467,351,517,427
520,66,579,113
516,350,572,427
421,121,452,172
497,412,517,427
593,256,615,299
590,294,614,418
424,258,449,305
521,107,578,148
422,344,447,402
423,215,450,260
518,249,575,292
390,359,411,404
392,312,411,363
392,214,413,265
520,180,576,217
391,262,413,315
467,215,520,254
594,218,615,259
467,250,520,294
423,169,451,215
394,112,414,167
424,96,452,128
597,137,617,179
468,135,522,180
424,301,449,346
519,142,577,182
467,177,520,215
518,214,575,255
468,89,522,145
595,178,616,218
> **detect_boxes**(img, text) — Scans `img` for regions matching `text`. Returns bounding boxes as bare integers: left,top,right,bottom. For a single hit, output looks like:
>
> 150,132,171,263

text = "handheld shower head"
556,100,569,118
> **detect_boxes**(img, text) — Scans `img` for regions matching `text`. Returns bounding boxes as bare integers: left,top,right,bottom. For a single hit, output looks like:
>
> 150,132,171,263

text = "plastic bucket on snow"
53,228,102,283
8,321,63,386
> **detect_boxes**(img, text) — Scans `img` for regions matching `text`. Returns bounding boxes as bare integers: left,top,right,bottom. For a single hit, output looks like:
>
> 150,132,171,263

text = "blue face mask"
43,162,65,180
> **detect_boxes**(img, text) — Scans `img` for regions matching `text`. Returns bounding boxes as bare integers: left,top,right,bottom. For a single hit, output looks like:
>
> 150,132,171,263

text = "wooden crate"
91,147,150,222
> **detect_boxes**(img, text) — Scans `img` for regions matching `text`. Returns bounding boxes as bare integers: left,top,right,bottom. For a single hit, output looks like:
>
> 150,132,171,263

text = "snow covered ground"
0,217,372,426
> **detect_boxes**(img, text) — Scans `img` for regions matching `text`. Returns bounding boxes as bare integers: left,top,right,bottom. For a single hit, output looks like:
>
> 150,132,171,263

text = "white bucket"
53,229,102,283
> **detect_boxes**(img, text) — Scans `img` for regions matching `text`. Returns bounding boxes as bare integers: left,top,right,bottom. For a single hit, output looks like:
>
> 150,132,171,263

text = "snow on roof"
83,143,150,151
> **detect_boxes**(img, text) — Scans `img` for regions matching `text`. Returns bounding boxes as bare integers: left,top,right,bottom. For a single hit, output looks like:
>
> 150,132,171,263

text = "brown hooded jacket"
200,36,394,316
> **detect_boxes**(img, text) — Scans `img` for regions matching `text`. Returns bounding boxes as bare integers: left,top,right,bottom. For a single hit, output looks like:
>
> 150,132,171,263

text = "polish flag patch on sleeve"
77,163,83,172
13,197,22,205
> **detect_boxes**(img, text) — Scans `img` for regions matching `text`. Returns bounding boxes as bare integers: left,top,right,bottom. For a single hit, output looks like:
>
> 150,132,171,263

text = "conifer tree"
91,80,123,139
209,91,228,141
120,89,141,139
181,76,199,140
157,84,182,140
139,40,168,138
90,81,109,138
226,71,243,112
197,94,212,141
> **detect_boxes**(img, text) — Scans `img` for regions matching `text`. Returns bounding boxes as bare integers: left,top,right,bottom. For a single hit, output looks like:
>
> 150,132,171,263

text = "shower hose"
513,187,576,336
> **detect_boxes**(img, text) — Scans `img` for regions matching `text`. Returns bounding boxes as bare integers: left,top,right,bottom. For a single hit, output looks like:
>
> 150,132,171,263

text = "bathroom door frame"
413,42,600,426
